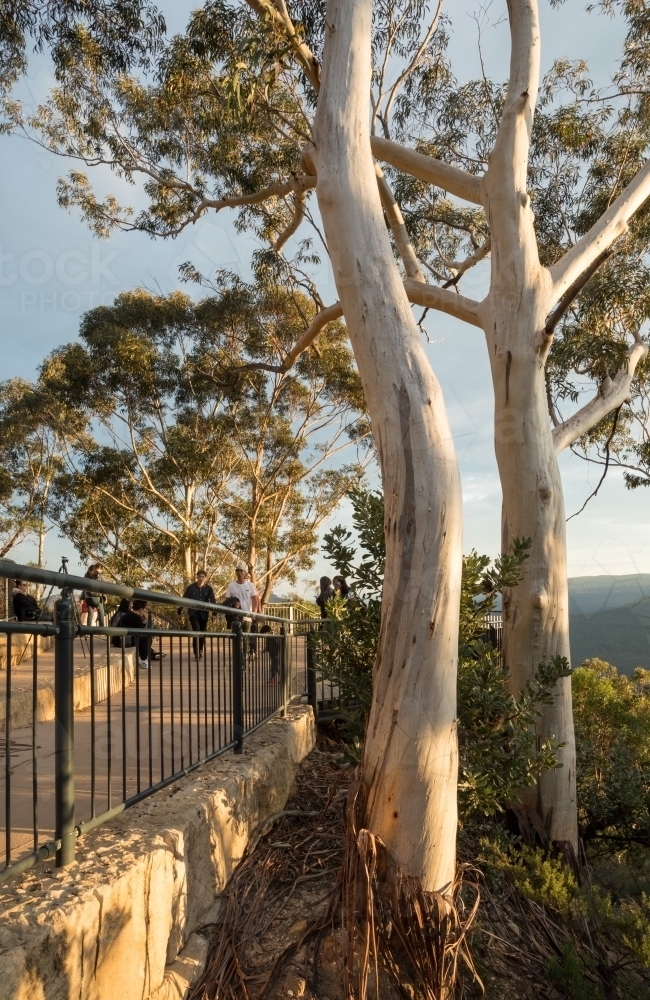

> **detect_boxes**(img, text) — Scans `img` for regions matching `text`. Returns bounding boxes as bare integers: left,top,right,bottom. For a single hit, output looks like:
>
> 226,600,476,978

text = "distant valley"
568,574,650,674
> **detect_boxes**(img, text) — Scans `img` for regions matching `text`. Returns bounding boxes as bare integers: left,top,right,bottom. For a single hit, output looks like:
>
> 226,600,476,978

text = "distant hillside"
570,597,650,675
568,573,650,615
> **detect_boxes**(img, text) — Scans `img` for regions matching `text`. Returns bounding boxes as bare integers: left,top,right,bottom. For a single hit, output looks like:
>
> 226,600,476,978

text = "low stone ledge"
0,647,137,732
0,701,315,1000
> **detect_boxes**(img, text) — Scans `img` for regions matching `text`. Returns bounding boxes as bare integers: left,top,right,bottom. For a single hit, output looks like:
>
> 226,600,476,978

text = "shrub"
319,487,568,818
573,658,650,847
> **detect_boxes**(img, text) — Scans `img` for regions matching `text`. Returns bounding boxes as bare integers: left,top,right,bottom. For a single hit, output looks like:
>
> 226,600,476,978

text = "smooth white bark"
370,136,485,205
315,0,462,891
404,278,483,328
482,0,578,848
376,165,425,281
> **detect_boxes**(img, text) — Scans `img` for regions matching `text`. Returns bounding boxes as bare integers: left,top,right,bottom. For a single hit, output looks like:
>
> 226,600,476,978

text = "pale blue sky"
1,1,648,591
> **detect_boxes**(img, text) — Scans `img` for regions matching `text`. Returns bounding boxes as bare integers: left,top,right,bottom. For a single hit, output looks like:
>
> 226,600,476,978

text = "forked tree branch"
370,136,485,205
552,340,649,454
550,159,650,300
442,237,491,288
404,279,483,328
245,0,321,91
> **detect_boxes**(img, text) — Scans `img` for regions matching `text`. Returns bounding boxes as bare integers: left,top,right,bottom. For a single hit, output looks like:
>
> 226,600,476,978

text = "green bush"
319,488,569,818
573,658,650,847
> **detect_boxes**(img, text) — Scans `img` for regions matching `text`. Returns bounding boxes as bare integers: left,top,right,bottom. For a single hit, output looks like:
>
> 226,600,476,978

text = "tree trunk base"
341,777,480,1000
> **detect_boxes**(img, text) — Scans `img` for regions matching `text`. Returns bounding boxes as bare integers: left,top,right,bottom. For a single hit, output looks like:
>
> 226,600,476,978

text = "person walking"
182,569,216,659
222,595,242,630
83,564,106,627
316,576,335,619
225,563,260,657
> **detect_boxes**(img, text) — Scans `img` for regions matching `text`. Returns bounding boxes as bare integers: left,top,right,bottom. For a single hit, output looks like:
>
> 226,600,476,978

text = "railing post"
232,619,244,754
307,630,318,724
280,624,289,717
54,588,76,867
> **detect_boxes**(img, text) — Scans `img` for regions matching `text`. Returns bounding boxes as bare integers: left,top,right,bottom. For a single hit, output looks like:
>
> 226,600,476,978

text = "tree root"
341,777,481,1000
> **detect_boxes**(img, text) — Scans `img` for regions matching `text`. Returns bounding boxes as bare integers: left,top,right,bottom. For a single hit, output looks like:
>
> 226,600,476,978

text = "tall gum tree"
372,0,650,849
27,0,466,890
314,0,462,891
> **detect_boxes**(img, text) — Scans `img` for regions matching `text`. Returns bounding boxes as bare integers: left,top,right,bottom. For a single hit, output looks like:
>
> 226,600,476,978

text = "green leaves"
573,658,650,847
319,495,562,816
37,279,364,593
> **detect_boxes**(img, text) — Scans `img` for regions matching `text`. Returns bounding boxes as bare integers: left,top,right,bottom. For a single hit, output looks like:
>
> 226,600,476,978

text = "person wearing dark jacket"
181,570,216,659
259,624,281,684
12,580,41,621
316,576,335,619
119,599,152,667
82,564,106,627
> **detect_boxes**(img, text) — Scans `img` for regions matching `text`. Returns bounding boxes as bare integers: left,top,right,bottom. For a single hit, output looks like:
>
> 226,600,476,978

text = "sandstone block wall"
0,702,315,1000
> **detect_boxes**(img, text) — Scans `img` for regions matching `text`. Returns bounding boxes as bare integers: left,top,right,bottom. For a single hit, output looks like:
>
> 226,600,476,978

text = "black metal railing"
0,560,323,884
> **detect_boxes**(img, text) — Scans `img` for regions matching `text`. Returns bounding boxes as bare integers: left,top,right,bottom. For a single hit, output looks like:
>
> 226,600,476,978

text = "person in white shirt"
225,565,261,652
225,564,260,614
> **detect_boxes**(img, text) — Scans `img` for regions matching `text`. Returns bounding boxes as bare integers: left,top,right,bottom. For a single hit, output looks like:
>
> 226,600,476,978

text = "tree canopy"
37,281,365,595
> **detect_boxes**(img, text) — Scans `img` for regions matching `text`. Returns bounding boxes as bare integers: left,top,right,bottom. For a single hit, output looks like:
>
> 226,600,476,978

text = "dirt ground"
189,728,355,1000
188,729,586,1000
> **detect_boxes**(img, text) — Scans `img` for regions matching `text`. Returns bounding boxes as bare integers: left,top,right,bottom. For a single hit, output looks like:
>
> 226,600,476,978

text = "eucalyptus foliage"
37,280,365,593
573,657,650,847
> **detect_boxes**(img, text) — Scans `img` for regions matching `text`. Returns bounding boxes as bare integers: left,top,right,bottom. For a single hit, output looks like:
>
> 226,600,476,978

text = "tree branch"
370,136,485,206
375,165,424,280
550,159,650,300
552,340,649,454
203,173,316,217
442,237,491,289
273,188,307,252
544,248,613,337
245,0,321,92
566,406,622,521
403,279,484,329
241,302,344,373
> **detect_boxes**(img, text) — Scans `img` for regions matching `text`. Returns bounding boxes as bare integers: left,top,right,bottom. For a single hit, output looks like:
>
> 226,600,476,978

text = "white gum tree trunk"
314,0,463,892
365,0,649,851
480,0,578,847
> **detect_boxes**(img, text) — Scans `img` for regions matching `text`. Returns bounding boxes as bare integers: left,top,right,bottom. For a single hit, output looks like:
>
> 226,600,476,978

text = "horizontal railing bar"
0,622,59,636
78,626,236,640
0,839,60,885
0,559,317,625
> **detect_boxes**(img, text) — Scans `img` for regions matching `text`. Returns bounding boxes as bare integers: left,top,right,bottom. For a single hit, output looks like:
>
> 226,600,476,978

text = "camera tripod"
39,557,89,658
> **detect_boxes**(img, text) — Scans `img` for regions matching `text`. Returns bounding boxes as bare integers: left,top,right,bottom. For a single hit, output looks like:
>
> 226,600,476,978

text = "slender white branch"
552,340,649,454
245,0,321,91
444,237,491,287
242,302,344,373
382,1,444,127
274,188,307,252
375,165,424,281
550,159,650,300
370,135,485,205
404,278,483,328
